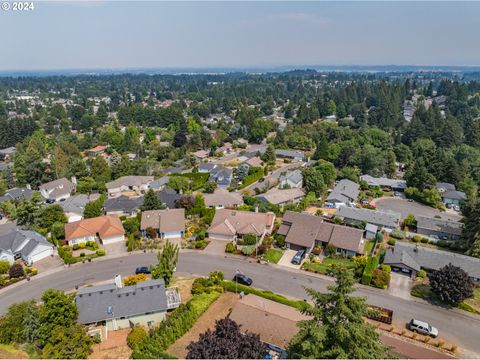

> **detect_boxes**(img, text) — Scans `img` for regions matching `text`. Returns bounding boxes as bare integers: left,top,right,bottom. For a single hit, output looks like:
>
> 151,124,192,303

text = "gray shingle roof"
39,178,75,198
442,190,466,201
416,216,463,236
280,170,303,185
0,229,52,259
149,176,170,190
75,279,168,324
157,189,182,209
104,195,143,213
384,246,421,272
359,175,406,190
326,179,360,204
0,188,33,203
384,242,480,279
275,149,305,159
336,206,400,228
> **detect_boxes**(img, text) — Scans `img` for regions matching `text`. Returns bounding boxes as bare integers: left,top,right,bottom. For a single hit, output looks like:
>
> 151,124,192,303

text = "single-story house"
416,216,463,240
435,182,466,206
0,146,16,160
325,179,360,208
275,149,305,162
384,242,480,281
0,228,54,265
359,175,407,192
164,166,183,175
59,194,100,223
157,188,182,209
336,206,400,231
256,188,305,206
106,176,154,197
278,211,365,256
198,163,216,173
207,209,275,242
192,150,209,162
279,170,303,189
218,142,233,155
75,278,180,331
64,215,125,246
244,156,263,168
86,145,108,157
149,176,170,191
140,208,185,239
209,166,233,188
0,187,33,203
202,188,244,209
103,195,143,218
39,177,76,202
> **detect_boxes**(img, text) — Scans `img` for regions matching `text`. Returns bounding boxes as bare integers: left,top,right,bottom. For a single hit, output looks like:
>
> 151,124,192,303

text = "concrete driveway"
277,249,302,269
204,239,227,256
388,271,414,300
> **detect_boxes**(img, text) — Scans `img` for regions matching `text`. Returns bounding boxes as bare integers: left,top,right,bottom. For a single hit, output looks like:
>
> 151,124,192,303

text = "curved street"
1,251,479,357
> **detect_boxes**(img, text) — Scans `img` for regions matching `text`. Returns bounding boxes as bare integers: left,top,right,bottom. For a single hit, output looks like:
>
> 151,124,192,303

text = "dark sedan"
233,273,253,286
135,266,151,275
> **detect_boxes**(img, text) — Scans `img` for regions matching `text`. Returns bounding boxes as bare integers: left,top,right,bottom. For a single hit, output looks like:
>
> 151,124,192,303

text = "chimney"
114,274,123,288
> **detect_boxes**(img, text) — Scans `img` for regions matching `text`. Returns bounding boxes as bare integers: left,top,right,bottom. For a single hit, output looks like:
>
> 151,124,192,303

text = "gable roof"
149,176,170,190
336,206,400,228
76,279,168,324
199,163,216,172
0,188,33,203
202,188,243,208
326,179,359,204
157,188,182,209
257,188,305,205
65,215,125,241
140,208,185,233
275,149,305,159
441,190,467,201
280,170,303,185
59,194,99,215
436,182,456,192
39,178,75,198
244,157,263,168
104,195,143,213
208,209,275,237
0,228,52,259
416,216,463,236
359,175,407,189
106,176,154,190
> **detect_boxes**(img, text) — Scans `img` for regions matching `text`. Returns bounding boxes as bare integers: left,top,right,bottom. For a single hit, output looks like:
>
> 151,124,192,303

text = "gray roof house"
384,242,480,281
157,188,182,209
359,175,407,191
416,216,463,240
39,178,76,202
75,278,180,331
280,170,303,189
326,179,360,207
436,182,466,206
199,163,216,173
0,228,54,265
104,195,144,217
59,194,100,222
0,188,33,203
275,149,305,161
209,166,233,188
336,206,400,230
257,188,305,206
149,176,170,191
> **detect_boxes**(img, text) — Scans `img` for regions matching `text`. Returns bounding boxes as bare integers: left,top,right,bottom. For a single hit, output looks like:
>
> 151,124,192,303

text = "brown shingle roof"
65,215,125,242
202,188,243,208
208,209,275,237
105,176,154,190
140,209,185,233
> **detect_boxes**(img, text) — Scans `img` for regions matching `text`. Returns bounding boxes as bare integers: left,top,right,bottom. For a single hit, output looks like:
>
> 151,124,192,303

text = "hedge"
361,256,379,285
221,281,306,310
390,230,406,239
132,292,220,358
237,168,264,189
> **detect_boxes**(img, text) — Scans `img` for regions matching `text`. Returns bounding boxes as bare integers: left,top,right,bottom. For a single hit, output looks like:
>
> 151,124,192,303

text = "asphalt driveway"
373,197,462,221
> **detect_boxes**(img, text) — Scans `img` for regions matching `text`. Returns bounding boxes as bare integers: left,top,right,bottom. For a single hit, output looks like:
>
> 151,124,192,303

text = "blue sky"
1,1,479,70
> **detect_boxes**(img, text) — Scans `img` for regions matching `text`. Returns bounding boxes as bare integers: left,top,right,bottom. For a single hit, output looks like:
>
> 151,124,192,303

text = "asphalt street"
1,251,479,356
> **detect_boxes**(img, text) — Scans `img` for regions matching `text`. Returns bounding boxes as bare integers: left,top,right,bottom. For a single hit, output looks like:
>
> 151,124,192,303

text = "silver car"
408,319,438,338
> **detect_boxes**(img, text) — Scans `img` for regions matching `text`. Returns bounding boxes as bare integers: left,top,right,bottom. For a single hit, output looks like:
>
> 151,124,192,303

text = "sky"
1,1,480,71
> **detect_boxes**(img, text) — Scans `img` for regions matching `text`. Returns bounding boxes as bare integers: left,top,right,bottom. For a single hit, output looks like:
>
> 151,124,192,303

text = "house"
325,179,359,208
0,188,33,203
0,228,54,265
164,166,183,175
39,178,76,202
149,176,170,191
256,188,305,206
416,216,463,240
359,175,407,192
106,176,154,197
75,277,180,331
59,194,100,223
209,166,233,188
336,206,400,231
384,242,480,281
279,170,303,189
157,188,182,209
207,209,275,242
85,145,108,157
275,149,305,161
198,163,216,173
202,188,244,209
244,156,263,168
0,147,16,160
218,142,233,155
364,223,378,240
278,211,364,256
140,209,185,239
192,150,209,162
436,182,466,206
64,215,125,246
103,195,143,218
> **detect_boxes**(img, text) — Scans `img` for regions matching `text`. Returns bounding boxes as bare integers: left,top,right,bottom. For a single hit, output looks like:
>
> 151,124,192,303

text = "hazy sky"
1,1,480,70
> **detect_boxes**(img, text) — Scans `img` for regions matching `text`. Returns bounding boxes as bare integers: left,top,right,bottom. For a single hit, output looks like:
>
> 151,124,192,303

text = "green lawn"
322,257,357,268
263,249,283,264
364,240,375,256
302,257,357,275
463,287,480,314
302,261,330,275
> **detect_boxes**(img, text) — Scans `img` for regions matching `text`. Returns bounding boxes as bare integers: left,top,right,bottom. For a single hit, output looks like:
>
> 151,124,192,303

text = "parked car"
394,192,401,197
291,249,306,265
135,266,151,275
408,319,438,338
233,273,253,286
258,178,265,183
407,198,414,202
46,199,55,204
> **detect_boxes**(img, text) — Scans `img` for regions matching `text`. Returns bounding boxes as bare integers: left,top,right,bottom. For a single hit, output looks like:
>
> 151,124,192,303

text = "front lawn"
263,248,283,264
302,261,331,275
364,240,375,256
322,257,357,268
412,284,480,315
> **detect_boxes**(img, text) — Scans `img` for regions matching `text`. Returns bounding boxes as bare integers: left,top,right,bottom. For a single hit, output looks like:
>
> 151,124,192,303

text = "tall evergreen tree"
141,189,164,211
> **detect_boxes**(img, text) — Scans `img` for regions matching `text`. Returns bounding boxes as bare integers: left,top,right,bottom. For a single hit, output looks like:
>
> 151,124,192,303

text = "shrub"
194,240,208,249
420,237,429,243
9,263,24,278
438,240,447,248
127,326,147,349
390,230,405,239
96,249,106,256
387,239,396,246
79,252,86,257
0,260,10,275
191,277,223,295
79,242,86,249
124,274,147,286
361,256,379,285
197,230,206,240
418,269,427,278
225,242,236,253
325,244,336,256
381,264,391,273
275,235,285,248
241,245,255,256
371,269,391,289
72,244,80,250
243,233,257,246
412,235,421,243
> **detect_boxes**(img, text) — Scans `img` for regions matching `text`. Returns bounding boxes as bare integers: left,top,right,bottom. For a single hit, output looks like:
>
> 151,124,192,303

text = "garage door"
288,243,306,251
29,247,53,263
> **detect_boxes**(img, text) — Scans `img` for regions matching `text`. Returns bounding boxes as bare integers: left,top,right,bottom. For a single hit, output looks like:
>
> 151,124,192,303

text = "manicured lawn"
302,261,330,275
263,248,283,264
463,287,480,314
322,257,357,268
364,240,375,256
